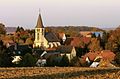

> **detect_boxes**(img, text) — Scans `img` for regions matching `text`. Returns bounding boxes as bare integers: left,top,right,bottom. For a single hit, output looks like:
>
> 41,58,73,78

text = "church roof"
45,32,60,42
36,14,44,28
57,45,73,54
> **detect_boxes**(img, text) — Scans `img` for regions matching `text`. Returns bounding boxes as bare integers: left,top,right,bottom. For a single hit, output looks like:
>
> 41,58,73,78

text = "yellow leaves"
88,38,101,51
25,38,33,45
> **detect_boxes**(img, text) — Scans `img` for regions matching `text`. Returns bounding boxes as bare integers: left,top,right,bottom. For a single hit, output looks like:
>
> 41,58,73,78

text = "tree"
46,55,61,67
18,39,24,44
70,56,81,67
25,38,34,45
0,52,12,67
88,38,101,51
46,55,54,66
115,52,120,66
20,34,29,43
16,26,24,32
0,40,12,67
91,33,96,38
16,26,20,32
101,31,109,50
105,29,120,52
0,23,6,34
97,33,101,40
105,29,120,66
60,54,69,67
21,53,37,67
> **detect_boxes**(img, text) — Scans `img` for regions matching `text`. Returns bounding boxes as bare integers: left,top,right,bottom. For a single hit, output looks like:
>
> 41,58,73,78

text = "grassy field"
0,67,120,79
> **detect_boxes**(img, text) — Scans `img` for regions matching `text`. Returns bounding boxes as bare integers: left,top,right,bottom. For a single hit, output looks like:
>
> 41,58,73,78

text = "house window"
18,51,21,54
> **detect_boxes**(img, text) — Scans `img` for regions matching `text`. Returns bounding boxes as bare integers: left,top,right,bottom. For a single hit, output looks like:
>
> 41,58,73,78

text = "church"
33,14,61,48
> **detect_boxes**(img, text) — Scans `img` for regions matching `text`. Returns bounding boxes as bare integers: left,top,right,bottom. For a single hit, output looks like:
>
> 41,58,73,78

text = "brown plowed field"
0,67,120,79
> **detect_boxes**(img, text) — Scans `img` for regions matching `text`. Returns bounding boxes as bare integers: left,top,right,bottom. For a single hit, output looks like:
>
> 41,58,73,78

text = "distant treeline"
45,26,104,37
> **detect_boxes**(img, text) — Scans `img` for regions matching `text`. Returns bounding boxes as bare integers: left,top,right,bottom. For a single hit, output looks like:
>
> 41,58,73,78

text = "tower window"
42,29,44,35
37,33,39,40
37,29,40,32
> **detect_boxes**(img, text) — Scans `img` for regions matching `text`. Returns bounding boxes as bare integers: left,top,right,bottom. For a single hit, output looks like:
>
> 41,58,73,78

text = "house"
35,49,60,67
33,14,61,48
83,50,115,62
57,45,76,61
64,37,91,48
58,32,66,43
7,44,32,56
12,56,22,64
6,44,32,64
36,45,77,66
99,50,115,61
82,50,116,67
80,31,92,37
64,37,81,47
80,31,103,38
92,32,103,37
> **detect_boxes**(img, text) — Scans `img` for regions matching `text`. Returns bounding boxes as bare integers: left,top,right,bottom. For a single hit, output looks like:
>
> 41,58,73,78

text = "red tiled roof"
83,52,99,61
80,31,92,36
64,37,91,47
83,50,115,62
64,37,81,47
58,32,65,39
99,50,115,61
57,45,73,53
87,32,92,35
46,47,57,51
70,37,81,47
64,37,73,45
80,37,91,44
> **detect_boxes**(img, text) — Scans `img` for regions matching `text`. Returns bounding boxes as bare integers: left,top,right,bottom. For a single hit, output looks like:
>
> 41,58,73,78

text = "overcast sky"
0,0,120,29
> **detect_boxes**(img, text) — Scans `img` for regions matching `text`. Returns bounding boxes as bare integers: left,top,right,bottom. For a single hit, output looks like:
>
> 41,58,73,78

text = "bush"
0,41,12,67
60,54,69,67
46,55,62,67
70,56,81,67
46,55,55,67
20,53,37,67
0,53,12,67
115,52,120,66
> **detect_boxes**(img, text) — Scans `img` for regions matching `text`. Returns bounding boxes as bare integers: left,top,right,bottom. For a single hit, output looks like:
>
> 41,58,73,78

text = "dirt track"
0,67,120,79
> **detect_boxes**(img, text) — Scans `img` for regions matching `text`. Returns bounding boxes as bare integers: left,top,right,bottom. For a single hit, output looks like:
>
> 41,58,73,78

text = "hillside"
5,27,17,34
101,27,116,31
45,26,104,37
47,26,103,32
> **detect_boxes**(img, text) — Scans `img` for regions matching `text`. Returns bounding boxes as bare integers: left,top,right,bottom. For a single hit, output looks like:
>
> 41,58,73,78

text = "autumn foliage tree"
70,56,81,67
105,29,120,52
0,23,6,34
101,31,109,50
15,26,31,44
88,38,101,51
105,28,120,66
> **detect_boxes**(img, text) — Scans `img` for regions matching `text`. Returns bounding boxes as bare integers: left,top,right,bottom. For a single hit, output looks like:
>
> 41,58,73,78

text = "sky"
0,0,120,29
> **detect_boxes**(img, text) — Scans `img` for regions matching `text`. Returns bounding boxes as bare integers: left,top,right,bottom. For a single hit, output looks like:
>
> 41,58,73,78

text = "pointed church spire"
36,12,44,28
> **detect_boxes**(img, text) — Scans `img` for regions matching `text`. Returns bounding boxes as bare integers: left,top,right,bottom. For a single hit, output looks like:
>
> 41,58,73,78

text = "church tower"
34,13,45,47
